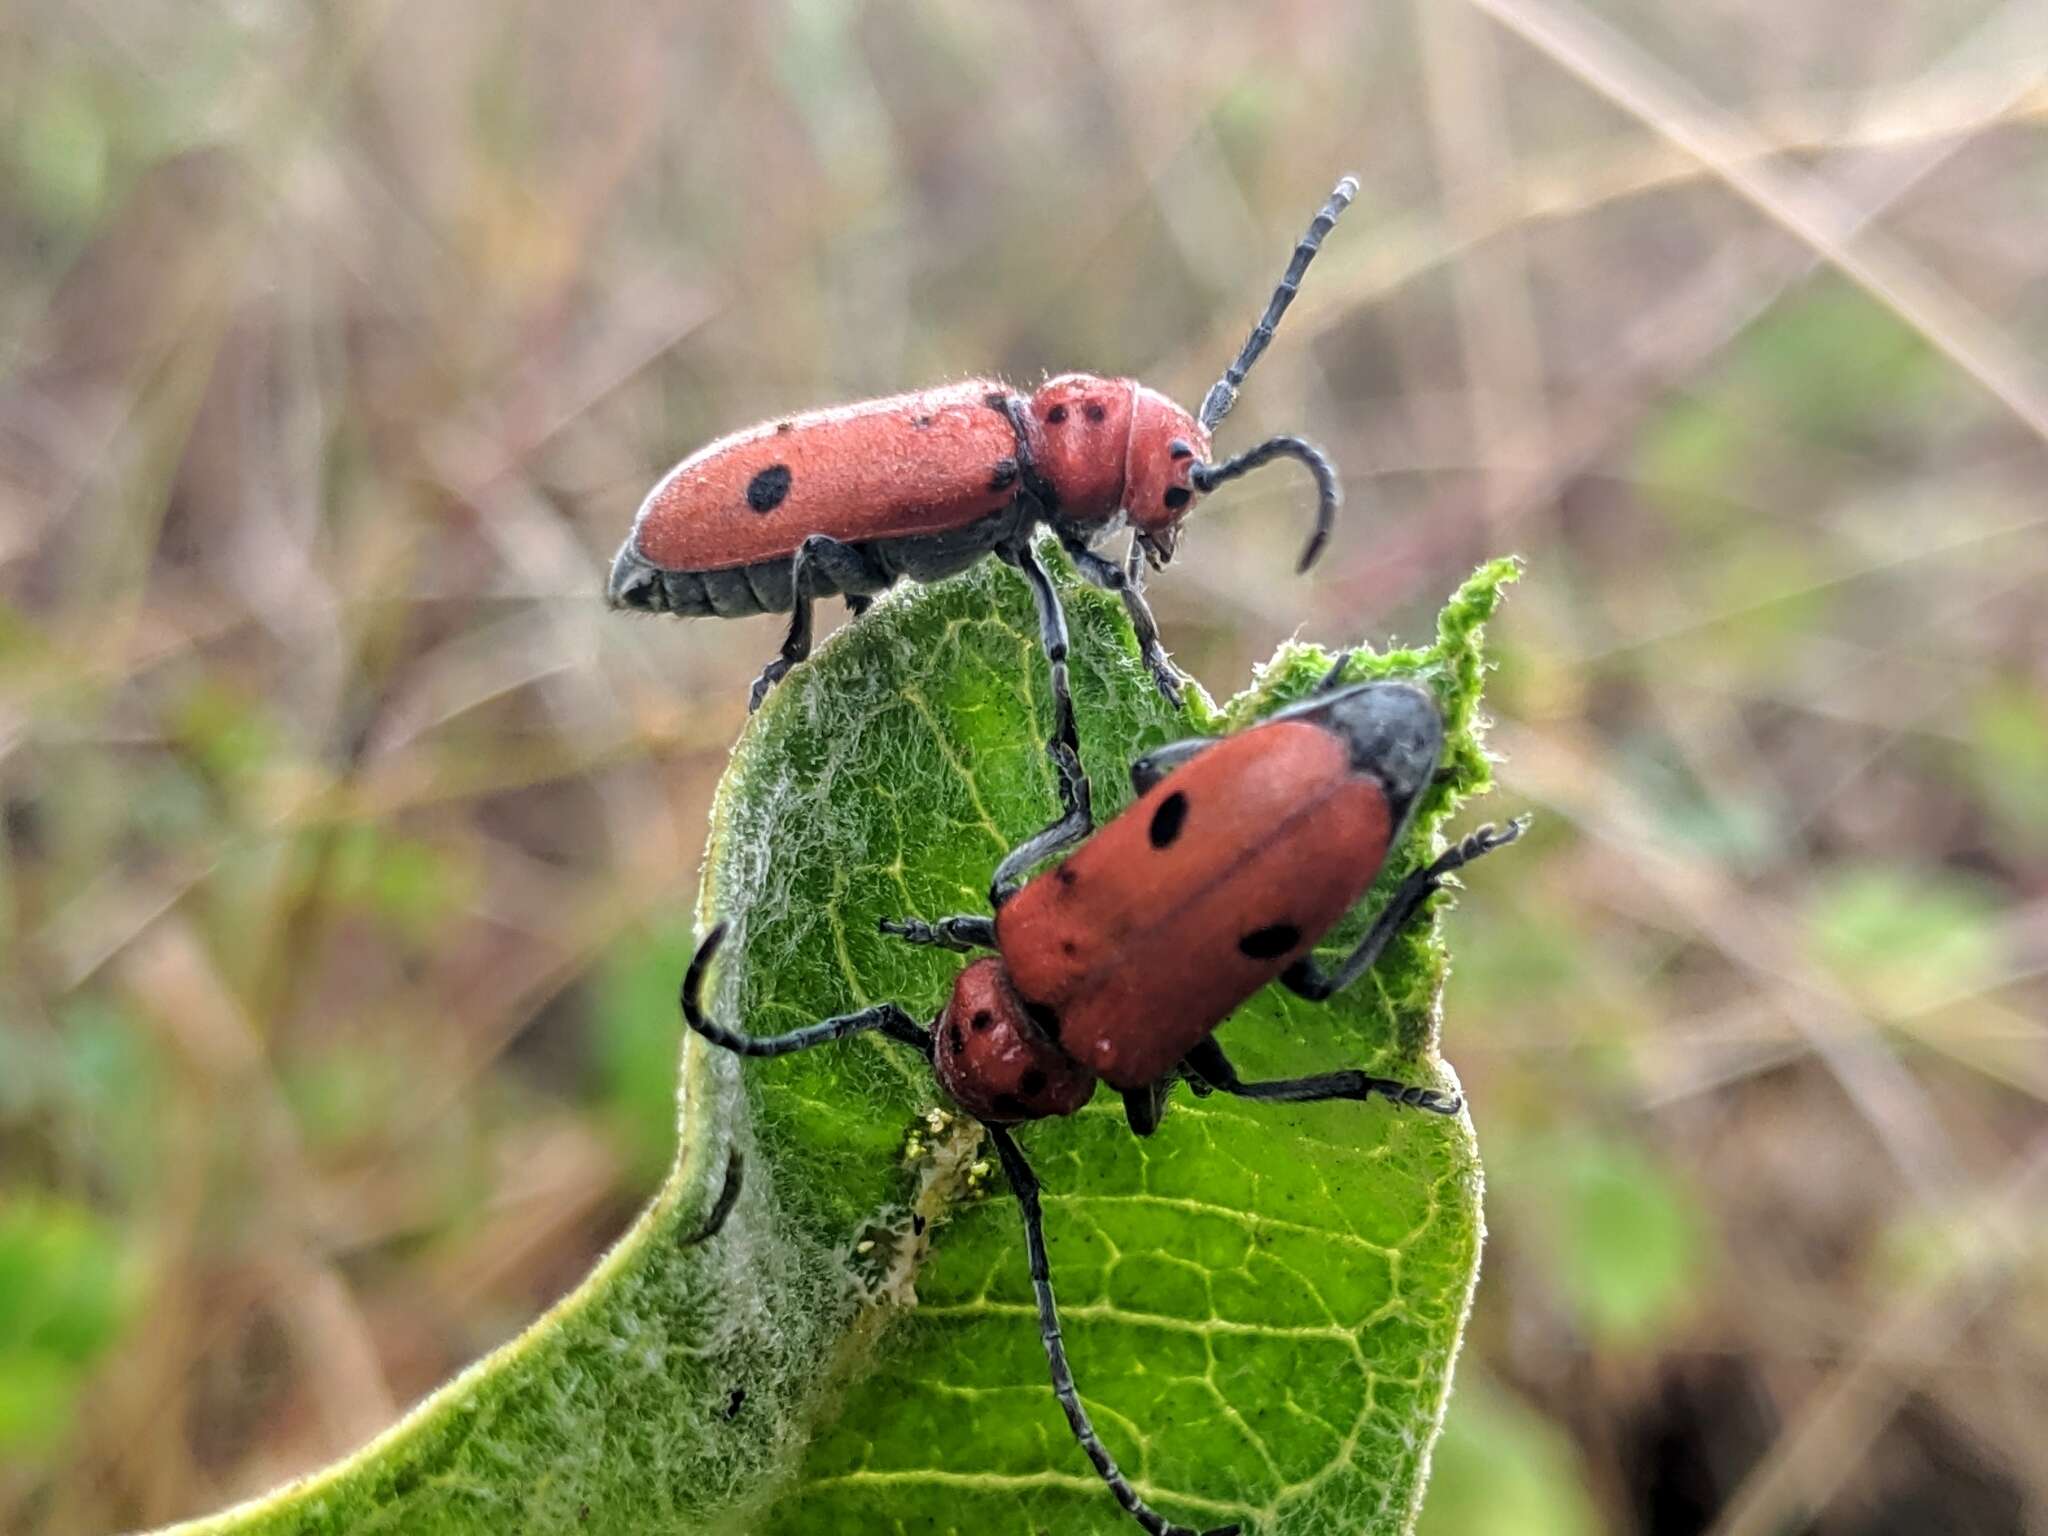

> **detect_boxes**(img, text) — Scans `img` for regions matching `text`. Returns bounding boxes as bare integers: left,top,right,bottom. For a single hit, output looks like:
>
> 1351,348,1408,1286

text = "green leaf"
156,548,1517,1536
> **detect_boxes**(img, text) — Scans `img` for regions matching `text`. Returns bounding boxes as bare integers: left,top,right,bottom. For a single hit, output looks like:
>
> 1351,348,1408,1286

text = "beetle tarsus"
750,533,883,711
1064,537,1184,705
1277,815,1529,1003
988,1124,1233,1536
1182,1038,1459,1117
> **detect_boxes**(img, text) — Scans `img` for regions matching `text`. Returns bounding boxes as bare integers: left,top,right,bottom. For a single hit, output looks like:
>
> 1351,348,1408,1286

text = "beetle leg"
749,534,884,711
1064,537,1185,706
845,593,873,619
1280,819,1529,1003
682,924,932,1057
1119,1079,1173,1137
986,1125,1241,1536
877,914,997,952
1127,735,1218,796
988,741,1093,908
992,540,1097,908
1181,1038,1460,1116
1315,648,1358,693
1005,538,1082,781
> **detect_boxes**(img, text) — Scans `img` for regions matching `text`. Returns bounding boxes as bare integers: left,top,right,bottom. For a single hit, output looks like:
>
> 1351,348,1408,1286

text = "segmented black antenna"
1198,176,1358,433
1189,434,1339,573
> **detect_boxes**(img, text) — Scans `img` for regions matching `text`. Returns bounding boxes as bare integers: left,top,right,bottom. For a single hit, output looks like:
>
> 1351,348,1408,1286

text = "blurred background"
4,1,2046,1531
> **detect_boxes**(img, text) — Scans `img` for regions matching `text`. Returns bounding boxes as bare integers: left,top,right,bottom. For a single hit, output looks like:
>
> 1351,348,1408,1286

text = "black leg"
878,914,997,952
845,593,873,618
1005,538,1081,776
990,546,1097,908
1065,537,1183,705
989,737,1094,907
1315,648,1356,693
1182,1037,1460,1116
1281,820,1528,1003
1128,735,1217,797
1120,1079,1172,1137
750,534,883,711
681,924,932,1056
986,1125,1240,1536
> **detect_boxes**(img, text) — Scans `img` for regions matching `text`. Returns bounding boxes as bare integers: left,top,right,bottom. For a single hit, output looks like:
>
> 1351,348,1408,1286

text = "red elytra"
680,668,1525,1536
608,179,1361,716
996,719,1395,1091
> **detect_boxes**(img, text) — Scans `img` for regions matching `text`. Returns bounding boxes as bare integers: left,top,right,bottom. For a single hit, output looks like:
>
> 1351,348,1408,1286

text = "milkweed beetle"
609,177,1361,724
680,657,1526,1536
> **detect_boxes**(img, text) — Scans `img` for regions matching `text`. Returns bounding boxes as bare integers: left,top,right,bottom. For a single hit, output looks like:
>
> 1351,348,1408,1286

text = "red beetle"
681,659,1525,1536
609,178,1360,719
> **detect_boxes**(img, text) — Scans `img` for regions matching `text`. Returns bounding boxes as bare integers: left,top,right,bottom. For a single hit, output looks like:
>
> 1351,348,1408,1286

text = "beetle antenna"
1190,435,1339,573
1198,176,1358,432
681,923,932,1057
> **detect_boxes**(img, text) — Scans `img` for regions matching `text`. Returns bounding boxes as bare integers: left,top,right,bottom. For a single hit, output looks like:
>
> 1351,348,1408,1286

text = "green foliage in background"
157,549,1516,1536
0,1196,133,1456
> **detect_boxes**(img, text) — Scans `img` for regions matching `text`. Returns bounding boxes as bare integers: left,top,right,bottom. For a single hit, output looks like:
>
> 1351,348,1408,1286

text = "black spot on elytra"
775,420,795,434
1149,791,1188,848
1084,401,1107,423
1169,439,1193,459
1163,485,1192,511
1021,1068,1048,1097
971,1009,993,1033
1238,923,1302,960
746,463,792,512
722,1388,746,1420
1023,999,1061,1040
988,457,1019,492
1060,938,1076,955
1055,865,1077,887
914,413,933,428
1046,404,1069,425
947,1022,965,1055
992,1092,1027,1119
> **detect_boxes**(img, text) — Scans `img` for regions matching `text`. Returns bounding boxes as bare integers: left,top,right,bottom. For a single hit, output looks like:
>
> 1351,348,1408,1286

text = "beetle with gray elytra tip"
678,658,1527,1536
608,177,1364,747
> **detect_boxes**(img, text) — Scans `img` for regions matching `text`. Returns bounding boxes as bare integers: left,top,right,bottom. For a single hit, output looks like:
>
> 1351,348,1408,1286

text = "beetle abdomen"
629,380,1027,573
997,721,1395,1089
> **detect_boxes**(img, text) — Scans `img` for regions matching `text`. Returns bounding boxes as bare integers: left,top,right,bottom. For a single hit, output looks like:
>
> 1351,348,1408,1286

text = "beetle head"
1121,388,1211,566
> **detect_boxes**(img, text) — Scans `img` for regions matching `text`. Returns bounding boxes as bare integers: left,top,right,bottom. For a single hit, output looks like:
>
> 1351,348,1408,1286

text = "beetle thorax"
1023,375,1133,529
932,957,1096,1124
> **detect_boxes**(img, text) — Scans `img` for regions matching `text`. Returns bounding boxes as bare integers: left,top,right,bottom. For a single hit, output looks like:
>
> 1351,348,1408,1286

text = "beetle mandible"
680,657,1526,1536
609,178,1361,728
